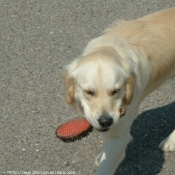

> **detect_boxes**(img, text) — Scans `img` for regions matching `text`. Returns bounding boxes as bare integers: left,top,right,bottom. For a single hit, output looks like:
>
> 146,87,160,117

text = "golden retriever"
63,8,175,175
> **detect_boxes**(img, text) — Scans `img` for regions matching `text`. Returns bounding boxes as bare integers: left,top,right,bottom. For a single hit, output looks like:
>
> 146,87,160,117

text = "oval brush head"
56,116,93,142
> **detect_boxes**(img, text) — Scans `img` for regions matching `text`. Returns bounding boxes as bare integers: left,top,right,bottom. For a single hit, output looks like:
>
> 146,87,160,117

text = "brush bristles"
56,125,93,143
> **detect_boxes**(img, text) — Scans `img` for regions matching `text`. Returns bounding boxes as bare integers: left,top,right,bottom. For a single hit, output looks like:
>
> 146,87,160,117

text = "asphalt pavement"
1,1,175,175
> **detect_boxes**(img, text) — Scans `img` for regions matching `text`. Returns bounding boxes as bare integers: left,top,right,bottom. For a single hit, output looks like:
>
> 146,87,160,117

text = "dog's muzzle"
97,116,113,131
97,108,126,132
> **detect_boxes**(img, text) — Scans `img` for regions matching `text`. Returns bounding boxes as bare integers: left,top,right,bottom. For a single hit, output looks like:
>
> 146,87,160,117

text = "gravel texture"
0,1,175,175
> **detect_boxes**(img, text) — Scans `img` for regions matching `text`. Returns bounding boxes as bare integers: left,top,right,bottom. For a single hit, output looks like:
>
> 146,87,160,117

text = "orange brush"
56,116,93,142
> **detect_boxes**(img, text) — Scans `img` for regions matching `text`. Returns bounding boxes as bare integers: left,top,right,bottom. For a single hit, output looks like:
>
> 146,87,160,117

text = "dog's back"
104,8,175,96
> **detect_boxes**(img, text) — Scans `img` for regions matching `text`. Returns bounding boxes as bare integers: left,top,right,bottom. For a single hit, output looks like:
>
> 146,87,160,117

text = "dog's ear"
123,73,136,106
62,60,79,105
63,73,75,105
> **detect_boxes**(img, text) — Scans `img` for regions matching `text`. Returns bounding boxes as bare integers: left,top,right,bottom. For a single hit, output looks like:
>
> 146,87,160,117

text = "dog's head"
63,48,136,131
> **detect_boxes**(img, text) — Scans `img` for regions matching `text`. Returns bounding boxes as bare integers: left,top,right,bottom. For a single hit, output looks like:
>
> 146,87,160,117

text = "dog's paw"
95,152,103,167
159,130,175,152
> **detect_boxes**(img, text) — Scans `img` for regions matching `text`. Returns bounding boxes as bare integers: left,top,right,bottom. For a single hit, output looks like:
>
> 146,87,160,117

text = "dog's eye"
111,89,120,95
84,90,94,96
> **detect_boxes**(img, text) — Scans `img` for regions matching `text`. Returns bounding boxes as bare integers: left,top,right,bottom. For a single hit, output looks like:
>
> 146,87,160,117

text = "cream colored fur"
63,8,175,175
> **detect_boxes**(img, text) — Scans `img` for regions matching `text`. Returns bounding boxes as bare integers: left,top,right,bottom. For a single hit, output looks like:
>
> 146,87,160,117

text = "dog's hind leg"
159,130,175,152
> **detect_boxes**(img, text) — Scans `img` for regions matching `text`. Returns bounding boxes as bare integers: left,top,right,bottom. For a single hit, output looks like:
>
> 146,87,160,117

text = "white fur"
159,130,175,152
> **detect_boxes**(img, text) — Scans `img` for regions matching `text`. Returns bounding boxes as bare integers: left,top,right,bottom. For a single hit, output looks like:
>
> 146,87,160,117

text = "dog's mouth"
85,107,126,132
97,128,110,132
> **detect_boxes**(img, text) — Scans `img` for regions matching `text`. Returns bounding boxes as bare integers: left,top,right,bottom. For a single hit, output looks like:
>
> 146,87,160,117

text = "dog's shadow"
115,102,175,175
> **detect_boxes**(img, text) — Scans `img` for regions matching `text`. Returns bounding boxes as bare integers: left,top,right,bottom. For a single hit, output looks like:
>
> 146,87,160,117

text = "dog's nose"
98,116,113,128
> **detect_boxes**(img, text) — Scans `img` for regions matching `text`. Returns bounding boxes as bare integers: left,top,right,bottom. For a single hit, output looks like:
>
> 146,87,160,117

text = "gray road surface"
1,1,175,175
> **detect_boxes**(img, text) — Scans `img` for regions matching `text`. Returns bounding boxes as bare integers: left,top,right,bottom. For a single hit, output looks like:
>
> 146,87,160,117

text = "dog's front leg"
95,131,132,175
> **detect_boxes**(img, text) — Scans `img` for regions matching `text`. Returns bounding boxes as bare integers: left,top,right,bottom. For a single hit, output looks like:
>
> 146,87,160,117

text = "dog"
63,8,175,175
